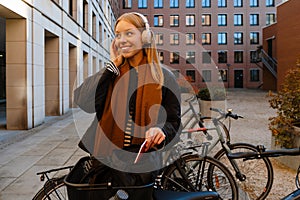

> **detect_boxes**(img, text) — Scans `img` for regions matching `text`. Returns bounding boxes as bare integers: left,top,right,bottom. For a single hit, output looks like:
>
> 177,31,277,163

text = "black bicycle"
228,145,300,200
32,156,222,200
178,103,274,200
33,140,239,200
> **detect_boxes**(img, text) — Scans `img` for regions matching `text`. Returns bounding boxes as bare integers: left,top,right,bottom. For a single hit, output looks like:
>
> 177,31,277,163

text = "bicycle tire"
161,154,239,200
214,143,274,200
32,176,68,200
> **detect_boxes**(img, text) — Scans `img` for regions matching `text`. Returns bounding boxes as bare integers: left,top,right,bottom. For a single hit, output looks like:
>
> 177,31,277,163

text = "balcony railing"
261,49,277,78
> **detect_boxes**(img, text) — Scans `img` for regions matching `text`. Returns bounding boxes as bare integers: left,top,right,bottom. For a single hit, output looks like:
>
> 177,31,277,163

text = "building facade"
262,0,300,91
0,0,118,130
119,0,280,89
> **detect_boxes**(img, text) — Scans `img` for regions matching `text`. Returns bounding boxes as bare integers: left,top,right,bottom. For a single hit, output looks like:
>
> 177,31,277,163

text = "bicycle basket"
64,156,154,200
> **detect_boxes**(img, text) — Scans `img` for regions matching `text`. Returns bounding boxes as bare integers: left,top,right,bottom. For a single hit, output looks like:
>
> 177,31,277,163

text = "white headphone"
131,12,152,45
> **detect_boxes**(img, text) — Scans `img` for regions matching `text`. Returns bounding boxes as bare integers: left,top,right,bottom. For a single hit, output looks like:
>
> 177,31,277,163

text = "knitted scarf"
93,57,162,156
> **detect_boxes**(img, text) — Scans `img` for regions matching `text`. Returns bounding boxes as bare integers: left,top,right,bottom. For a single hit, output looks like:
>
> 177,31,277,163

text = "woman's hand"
110,39,123,67
145,127,165,151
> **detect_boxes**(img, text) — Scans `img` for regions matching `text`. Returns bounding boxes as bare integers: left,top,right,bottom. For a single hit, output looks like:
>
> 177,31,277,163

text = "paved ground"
0,89,297,200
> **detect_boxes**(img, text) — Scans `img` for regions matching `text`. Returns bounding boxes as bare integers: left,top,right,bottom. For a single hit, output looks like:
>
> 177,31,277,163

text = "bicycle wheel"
161,154,238,200
33,176,68,200
214,143,274,200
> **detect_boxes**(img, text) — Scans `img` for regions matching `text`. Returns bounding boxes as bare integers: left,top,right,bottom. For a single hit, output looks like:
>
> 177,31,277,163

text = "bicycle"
33,155,222,200
32,140,239,199
228,145,300,200
178,100,274,200
181,95,201,130
158,141,239,200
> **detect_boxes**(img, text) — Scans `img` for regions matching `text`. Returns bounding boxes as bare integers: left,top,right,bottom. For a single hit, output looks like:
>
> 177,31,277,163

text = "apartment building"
119,0,280,89
0,0,118,130
262,0,300,91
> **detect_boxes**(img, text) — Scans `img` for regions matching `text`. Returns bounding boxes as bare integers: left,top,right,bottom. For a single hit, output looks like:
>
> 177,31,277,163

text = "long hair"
115,12,164,87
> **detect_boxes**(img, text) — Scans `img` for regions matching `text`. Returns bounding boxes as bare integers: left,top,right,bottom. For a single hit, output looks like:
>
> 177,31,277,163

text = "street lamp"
226,63,231,88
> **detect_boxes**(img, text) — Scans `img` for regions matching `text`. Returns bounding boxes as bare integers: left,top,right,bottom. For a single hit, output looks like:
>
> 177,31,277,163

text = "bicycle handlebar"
210,107,244,120
228,145,300,160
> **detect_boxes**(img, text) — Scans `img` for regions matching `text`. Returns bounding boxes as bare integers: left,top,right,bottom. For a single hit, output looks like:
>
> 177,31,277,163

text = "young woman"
74,12,181,199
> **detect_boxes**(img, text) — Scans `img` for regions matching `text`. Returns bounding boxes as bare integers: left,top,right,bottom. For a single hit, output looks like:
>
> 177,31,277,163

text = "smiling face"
114,20,143,59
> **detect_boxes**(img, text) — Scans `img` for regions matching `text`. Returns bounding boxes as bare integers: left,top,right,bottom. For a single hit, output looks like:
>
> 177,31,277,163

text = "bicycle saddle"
153,189,220,200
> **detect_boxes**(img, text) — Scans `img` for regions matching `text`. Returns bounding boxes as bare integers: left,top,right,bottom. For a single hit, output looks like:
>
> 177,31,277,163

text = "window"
202,14,211,26
155,33,164,45
234,32,243,44
170,15,179,26
218,51,227,63
99,22,103,41
186,70,196,82
218,0,227,7
123,0,132,8
186,33,195,45
170,33,179,45
234,0,243,7
170,52,180,64
218,14,227,26
186,51,195,64
266,13,276,25
138,0,147,8
92,13,96,39
266,0,274,7
202,33,211,45
250,14,259,26
250,69,260,81
250,51,258,63
186,0,195,8
250,0,258,7
83,0,88,31
69,0,75,17
218,32,227,45
154,15,164,27
250,32,259,44
234,14,243,26
202,51,211,64
69,0,72,15
218,70,228,82
158,51,164,63
202,0,211,8
154,0,163,8
186,14,195,26
170,0,179,8
202,70,211,82
234,51,243,63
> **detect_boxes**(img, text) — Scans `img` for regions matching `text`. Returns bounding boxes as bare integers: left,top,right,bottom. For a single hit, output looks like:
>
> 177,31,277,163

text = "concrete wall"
0,0,116,129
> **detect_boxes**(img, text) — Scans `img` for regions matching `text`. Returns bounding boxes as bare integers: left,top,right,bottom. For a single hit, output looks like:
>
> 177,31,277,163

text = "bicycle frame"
181,96,201,130
182,111,248,181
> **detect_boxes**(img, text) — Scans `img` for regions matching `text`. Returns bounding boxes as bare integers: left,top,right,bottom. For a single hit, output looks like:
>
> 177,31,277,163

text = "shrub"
196,87,226,101
268,61,300,148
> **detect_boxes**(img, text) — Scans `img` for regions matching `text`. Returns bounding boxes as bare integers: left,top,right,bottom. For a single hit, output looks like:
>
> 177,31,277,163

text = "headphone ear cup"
142,29,152,45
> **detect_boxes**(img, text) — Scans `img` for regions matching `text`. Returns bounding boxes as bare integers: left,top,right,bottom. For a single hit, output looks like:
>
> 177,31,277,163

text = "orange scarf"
93,58,162,156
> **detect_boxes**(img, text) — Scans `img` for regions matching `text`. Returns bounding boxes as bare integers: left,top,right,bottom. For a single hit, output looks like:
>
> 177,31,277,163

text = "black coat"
74,66,181,154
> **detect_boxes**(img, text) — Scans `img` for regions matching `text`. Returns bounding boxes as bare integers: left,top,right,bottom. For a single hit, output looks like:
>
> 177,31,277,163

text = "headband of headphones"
131,12,150,31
